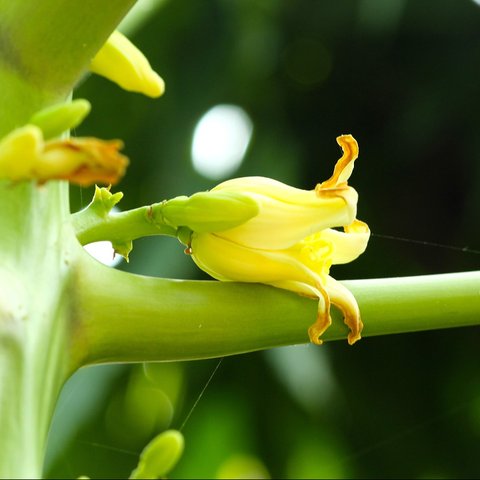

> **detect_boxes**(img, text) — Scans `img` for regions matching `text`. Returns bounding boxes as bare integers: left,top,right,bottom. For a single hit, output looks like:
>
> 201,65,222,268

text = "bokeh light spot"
84,241,123,267
191,104,253,180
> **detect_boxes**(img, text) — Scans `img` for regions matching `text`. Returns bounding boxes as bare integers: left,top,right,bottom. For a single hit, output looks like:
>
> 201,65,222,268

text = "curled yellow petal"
90,30,165,98
271,279,332,345
318,219,370,265
319,134,358,189
324,275,363,345
0,125,128,186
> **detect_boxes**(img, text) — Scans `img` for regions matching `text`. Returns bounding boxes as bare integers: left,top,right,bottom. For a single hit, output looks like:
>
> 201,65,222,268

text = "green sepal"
72,186,124,245
29,99,91,140
90,185,124,218
112,239,133,262
176,226,193,247
130,429,184,479
158,191,259,233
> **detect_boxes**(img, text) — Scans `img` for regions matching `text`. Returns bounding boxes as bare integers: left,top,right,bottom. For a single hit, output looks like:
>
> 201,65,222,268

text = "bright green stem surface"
0,180,75,477
73,204,177,246
72,259,480,366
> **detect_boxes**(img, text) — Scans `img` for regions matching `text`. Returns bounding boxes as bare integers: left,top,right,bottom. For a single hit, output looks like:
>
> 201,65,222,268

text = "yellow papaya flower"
90,30,164,98
0,125,128,186
183,135,369,345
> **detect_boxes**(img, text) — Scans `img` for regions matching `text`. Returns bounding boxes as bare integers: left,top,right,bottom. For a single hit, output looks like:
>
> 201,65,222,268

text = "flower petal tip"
90,30,165,98
346,317,363,345
347,331,362,346
320,134,359,189
144,71,165,98
307,294,332,345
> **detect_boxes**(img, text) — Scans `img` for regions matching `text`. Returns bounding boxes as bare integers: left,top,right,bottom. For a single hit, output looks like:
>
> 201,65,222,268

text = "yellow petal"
90,30,165,98
319,134,358,189
270,280,331,345
213,176,358,250
318,219,370,265
190,232,321,286
0,125,41,180
191,231,343,345
324,275,363,345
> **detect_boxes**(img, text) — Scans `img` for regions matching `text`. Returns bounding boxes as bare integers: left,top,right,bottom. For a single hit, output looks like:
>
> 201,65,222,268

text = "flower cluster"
181,135,369,345
0,30,163,185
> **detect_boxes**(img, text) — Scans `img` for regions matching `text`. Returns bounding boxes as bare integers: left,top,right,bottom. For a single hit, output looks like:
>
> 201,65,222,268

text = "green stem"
71,256,480,367
0,180,76,477
0,1,138,477
347,271,480,337
73,204,177,246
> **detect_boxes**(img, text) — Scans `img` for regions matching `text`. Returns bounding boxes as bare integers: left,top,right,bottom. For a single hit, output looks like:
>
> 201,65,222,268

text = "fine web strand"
75,440,139,457
73,358,224,472
371,232,480,255
178,357,224,432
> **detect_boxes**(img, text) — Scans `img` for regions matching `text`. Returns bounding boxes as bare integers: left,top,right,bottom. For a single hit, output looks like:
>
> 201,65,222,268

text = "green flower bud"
130,429,184,479
29,99,91,140
160,190,259,233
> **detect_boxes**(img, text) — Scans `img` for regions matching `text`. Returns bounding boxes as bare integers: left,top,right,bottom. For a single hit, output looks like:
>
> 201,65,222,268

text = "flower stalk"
71,256,480,367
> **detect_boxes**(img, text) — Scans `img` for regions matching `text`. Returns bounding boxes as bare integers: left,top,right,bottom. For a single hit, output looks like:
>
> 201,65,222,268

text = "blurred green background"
46,0,480,478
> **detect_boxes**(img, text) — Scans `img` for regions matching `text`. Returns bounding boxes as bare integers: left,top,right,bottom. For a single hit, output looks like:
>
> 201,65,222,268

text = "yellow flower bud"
90,30,165,98
0,125,128,186
183,135,370,345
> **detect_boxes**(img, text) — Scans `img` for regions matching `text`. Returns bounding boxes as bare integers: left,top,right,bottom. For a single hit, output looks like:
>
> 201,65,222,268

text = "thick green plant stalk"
0,180,74,476
71,260,480,366
0,1,135,477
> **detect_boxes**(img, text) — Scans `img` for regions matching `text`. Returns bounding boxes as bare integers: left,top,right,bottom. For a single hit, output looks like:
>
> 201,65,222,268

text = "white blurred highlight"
83,241,123,267
191,104,253,180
